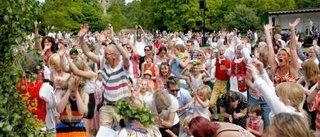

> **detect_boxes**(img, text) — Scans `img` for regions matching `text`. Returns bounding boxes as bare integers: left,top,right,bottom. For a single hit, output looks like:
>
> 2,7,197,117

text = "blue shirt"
175,88,192,116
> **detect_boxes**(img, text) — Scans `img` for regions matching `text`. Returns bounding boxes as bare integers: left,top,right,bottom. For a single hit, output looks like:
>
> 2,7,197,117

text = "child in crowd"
168,44,192,89
143,70,157,91
247,104,264,137
182,61,210,93
179,114,194,137
184,84,211,120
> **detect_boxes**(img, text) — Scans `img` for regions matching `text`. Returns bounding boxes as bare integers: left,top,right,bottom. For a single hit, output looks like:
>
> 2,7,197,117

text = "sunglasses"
144,49,150,51
169,89,180,93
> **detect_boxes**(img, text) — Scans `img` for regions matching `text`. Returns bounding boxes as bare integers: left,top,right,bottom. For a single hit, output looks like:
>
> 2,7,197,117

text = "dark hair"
166,76,180,86
186,40,194,45
144,45,152,51
41,36,58,53
157,46,167,55
69,48,78,55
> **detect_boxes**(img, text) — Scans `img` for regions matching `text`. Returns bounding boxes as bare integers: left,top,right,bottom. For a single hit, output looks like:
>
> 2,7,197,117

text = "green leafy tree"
154,0,202,31
41,0,105,32
295,0,320,8
224,4,260,31
0,0,45,136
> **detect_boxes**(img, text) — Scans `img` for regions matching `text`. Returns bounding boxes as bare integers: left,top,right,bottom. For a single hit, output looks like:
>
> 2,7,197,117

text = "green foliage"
295,0,320,8
0,0,45,136
41,0,105,32
114,98,155,127
224,5,261,31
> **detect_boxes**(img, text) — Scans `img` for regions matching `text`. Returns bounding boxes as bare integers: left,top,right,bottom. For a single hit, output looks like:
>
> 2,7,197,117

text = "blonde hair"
48,53,61,69
153,91,172,111
72,58,90,72
182,115,194,132
301,60,320,85
275,82,305,114
127,96,144,110
271,113,316,137
175,44,186,53
197,84,211,99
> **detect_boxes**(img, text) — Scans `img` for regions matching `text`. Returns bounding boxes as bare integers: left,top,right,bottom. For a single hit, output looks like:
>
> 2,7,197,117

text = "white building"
268,8,320,34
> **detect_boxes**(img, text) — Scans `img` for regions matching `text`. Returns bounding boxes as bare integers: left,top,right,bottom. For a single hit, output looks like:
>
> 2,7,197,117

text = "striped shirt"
100,56,129,102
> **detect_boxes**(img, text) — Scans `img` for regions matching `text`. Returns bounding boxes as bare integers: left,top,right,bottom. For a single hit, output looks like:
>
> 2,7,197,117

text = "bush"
0,0,45,136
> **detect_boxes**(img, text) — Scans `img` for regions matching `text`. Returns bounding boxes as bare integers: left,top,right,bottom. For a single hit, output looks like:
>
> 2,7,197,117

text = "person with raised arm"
264,18,300,86
78,24,130,129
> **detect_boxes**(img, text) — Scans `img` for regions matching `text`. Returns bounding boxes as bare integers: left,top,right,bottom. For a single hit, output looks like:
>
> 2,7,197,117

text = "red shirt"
17,78,46,122
215,58,230,80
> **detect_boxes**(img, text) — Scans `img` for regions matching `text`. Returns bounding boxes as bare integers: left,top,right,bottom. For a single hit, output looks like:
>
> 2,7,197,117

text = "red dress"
17,77,46,122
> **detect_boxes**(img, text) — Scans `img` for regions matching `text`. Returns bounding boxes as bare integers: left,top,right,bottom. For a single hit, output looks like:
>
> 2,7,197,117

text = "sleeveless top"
60,98,83,125
247,117,262,136
143,63,156,77
274,68,296,85
215,126,255,137
230,58,246,77
190,74,203,92
17,78,46,122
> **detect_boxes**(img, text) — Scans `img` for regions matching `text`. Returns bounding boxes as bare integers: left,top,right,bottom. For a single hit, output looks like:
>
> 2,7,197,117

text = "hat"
144,70,152,76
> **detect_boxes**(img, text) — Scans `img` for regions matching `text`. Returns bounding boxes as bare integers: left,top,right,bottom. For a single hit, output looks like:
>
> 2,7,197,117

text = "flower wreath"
115,97,155,126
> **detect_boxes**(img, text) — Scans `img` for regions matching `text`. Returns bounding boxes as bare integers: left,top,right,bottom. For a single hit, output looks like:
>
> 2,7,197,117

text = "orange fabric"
56,131,86,137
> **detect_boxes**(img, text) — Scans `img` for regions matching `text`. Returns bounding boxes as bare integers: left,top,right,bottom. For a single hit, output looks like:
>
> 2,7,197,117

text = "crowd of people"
17,18,320,137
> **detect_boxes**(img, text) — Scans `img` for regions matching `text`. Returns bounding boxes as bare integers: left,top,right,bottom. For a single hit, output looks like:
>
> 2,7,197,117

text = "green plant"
114,98,155,127
0,0,45,136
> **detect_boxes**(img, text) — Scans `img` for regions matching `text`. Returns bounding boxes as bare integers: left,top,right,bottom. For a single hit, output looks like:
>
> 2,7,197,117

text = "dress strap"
215,129,239,137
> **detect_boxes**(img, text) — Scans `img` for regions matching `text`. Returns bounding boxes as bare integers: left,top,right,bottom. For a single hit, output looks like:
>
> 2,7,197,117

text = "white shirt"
134,41,146,57
156,94,180,128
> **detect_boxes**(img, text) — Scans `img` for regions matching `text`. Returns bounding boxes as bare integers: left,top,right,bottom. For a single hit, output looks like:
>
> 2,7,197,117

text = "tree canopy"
36,0,320,32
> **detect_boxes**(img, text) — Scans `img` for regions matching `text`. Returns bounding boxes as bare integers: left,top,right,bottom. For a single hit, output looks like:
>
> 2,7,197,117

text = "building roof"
268,8,320,15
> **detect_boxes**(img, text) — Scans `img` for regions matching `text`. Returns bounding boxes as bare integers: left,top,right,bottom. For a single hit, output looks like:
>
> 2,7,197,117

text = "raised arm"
34,21,42,51
264,24,277,71
288,18,301,78
78,24,100,65
66,57,95,79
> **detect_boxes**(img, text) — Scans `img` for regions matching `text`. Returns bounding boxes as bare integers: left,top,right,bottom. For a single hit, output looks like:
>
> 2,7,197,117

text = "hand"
264,24,273,31
78,24,89,38
246,64,259,79
253,60,264,74
228,115,233,123
97,33,106,43
220,64,227,70
233,112,239,119
289,18,300,28
34,20,38,27
68,76,80,91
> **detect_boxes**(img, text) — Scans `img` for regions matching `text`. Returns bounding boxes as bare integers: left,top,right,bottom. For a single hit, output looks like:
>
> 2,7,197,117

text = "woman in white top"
153,91,180,137
247,61,306,120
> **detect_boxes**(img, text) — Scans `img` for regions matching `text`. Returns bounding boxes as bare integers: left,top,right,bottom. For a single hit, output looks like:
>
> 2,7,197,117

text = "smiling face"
277,49,290,67
160,64,170,76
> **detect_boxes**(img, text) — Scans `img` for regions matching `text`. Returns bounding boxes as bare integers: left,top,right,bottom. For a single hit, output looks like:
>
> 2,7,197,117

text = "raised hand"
246,64,259,79
264,24,273,31
78,24,89,38
289,18,300,28
253,59,264,74
97,33,106,43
